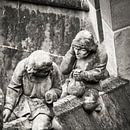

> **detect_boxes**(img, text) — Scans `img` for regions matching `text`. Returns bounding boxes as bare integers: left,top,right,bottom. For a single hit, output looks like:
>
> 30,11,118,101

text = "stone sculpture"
3,50,62,130
60,30,109,112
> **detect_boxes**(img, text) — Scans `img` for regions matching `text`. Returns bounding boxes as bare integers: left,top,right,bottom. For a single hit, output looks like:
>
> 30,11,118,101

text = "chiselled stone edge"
5,0,89,12
53,95,83,116
53,77,129,116
100,77,129,94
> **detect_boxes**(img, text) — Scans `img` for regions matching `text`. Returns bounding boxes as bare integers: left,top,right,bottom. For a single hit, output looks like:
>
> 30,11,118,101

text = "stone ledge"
53,77,130,130
53,95,83,116
6,0,89,12
53,77,129,117
100,77,129,93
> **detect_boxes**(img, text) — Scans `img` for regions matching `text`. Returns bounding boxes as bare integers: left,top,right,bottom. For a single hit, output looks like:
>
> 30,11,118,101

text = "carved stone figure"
3,50,62,130
60,30,109,112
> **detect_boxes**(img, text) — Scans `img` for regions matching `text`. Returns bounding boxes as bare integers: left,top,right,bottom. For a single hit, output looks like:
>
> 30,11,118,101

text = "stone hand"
3,108,12,122
73,69,83,80
45,90,58,104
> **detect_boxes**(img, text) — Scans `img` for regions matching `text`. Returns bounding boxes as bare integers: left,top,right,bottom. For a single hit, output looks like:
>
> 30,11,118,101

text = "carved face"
73,46,89,59
26,62,52,77
72,30,97,58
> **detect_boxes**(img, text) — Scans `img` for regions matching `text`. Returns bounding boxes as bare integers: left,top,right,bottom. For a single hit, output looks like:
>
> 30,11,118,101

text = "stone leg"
32,114,51,130
52,117,62,130
82,89,100,113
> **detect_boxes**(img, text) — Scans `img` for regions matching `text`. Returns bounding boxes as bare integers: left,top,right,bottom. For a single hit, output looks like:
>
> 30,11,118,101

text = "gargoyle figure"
60,30,109,112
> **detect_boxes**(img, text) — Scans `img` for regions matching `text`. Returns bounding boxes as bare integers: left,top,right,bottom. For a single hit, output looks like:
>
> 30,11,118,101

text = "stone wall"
100,0,130,79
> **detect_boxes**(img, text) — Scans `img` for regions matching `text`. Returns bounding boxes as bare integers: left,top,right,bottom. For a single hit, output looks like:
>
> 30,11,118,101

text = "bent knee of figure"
32,114,52,130
82,89,100,112
52,117,63,130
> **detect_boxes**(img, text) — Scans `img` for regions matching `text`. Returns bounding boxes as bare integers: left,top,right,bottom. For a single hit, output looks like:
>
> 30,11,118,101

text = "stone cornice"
6,0,89,12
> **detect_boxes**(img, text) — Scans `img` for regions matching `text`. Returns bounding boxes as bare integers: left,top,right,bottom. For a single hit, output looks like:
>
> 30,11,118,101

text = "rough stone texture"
114,27,130,80
0,4,79,55
101,11,130,80
53,77,130,130
3,78,130,130
100,0,130,80
99,0,112,29
0,89,4,130
89,0,100,10
0,46,29,94
100,0,130,31
0,1,98,129
6,0,89,12
0,0,97,95
53,95,83,116
88,0,103,42
101,19,118,77
0,1,94,55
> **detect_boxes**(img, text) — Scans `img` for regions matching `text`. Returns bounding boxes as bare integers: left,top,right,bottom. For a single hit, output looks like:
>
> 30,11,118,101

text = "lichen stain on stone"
0,5,82,90
1,6,29,50
1,6,81,56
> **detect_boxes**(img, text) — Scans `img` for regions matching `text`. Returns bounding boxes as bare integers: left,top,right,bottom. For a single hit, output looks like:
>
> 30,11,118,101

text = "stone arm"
4,59,27,111
60,46,76,75
45,63,62,104
81,46,109,82
51,63,62,97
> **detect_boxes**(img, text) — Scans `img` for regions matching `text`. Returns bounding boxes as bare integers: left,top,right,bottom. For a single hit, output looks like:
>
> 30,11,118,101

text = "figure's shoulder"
16,58,28,69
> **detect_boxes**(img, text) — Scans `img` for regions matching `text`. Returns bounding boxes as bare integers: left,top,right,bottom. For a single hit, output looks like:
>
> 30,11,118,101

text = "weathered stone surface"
0,89,4,130
100,0,130,80
114,27,130,80
0,46,29,94
54,96,93,130
53,95,83,116
53,77,130,130
89,0,100,10
0,0,96,96
100,0,130,31
0,2,83,55
3,117,31,130
102,18,118,77
6,0,89,12
3,78,130,130
111,0,130,30
100,77,129,93
0,46,63,96
88,0,103,42
100,0,112,29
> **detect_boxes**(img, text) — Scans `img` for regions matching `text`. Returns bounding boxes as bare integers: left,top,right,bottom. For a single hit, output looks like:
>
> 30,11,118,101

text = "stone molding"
6,0,89,11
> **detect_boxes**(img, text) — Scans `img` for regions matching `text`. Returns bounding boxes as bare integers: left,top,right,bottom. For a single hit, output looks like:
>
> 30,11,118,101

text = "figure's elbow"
60,64,72,75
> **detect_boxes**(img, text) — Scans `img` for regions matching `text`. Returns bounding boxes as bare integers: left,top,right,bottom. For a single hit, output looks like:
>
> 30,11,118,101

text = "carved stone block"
53,77,130,130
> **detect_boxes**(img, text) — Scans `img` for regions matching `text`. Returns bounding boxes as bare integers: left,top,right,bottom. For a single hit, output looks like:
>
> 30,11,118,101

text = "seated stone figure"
3,50,62,130
60,30,109,112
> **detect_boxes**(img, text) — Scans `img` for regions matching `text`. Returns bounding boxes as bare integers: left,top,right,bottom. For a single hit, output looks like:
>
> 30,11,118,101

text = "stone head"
26,50,53,77
72,30,97,59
